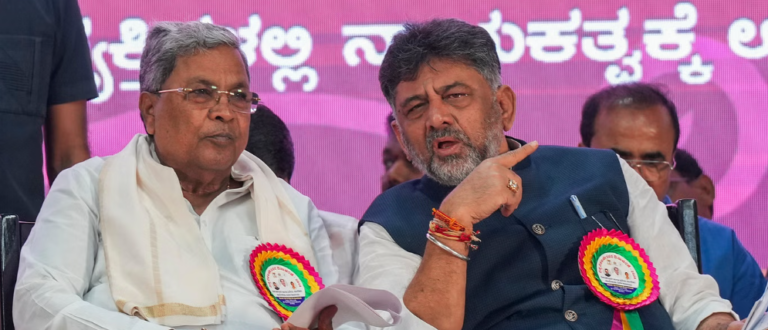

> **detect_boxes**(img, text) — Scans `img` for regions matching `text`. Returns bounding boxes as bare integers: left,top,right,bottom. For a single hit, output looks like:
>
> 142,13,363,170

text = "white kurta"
13,157,356,330
318,211,359,286
355,156,737,330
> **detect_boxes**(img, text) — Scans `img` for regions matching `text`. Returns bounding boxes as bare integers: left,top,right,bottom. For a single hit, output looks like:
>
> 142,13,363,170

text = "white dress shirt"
318,211,359,285
13,157,355,330
355,156,736,330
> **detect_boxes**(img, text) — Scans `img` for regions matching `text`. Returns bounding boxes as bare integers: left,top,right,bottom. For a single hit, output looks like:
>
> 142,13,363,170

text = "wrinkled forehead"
169,46,251,86
393,59,487,103
595,105,675,139
402,58,480,84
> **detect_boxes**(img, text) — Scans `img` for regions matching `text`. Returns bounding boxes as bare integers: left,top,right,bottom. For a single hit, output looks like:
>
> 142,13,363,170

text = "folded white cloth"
98,134,317,327
287,284,402,328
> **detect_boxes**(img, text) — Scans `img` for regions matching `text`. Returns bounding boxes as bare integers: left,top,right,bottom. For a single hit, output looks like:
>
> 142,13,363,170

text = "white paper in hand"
286,284,402,328
743,282,768,330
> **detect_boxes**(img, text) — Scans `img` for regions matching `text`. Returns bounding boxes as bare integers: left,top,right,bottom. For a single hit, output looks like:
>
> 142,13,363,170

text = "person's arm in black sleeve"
44,0,98,183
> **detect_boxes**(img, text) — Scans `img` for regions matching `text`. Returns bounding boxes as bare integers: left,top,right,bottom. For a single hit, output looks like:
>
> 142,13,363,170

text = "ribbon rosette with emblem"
249,243,324,320
578,228,661,330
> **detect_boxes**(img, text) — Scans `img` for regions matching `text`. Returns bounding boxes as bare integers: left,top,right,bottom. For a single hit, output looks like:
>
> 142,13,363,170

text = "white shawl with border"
98,134,317,327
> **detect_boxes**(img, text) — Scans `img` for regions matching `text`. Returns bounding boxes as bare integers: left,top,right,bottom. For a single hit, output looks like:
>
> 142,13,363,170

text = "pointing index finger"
496,140,539,168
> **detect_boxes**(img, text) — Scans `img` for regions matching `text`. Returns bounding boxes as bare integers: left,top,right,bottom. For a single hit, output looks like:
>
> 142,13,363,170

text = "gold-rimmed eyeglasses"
154,86,260,114
622,159,676,182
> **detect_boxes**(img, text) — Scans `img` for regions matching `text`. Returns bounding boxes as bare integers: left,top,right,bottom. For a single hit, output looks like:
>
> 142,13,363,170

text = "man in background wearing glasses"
579,82,766,318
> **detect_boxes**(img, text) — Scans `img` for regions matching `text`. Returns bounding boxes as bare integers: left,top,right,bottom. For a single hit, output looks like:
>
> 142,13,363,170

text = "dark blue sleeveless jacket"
361,144,675,330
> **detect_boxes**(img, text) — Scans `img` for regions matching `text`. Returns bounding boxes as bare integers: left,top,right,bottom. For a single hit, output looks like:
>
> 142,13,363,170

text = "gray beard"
400,115,504,186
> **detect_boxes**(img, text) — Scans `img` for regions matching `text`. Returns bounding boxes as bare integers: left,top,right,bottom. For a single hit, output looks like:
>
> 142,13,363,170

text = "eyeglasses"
154,86,260,114
622,159,676,182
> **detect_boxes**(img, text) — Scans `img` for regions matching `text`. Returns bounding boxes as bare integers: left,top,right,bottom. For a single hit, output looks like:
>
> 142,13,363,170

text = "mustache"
425,127,473,154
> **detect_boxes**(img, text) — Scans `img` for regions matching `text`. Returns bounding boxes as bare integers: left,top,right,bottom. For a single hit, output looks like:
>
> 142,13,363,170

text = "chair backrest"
665,199,702,273
0,215,34,330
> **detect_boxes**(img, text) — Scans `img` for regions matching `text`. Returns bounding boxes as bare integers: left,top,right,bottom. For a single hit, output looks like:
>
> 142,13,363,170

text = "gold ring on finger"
507,178,519,193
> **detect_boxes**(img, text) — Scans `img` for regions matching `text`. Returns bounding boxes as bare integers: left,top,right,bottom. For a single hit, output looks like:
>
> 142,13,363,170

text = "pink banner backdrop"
78,0,768,267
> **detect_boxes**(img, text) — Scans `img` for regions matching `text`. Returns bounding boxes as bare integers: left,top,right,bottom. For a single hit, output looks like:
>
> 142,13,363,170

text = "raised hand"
439,141,538,229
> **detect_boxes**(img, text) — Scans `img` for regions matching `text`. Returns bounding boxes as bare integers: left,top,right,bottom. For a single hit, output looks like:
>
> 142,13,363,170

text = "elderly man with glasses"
579,82,766,319
13,22,342,330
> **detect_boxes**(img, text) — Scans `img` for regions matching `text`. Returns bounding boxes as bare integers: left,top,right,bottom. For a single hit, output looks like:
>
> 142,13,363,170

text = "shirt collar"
506,136,523,151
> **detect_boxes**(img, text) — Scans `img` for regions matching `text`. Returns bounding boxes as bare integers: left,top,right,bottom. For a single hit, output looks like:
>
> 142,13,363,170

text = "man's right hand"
439,141,539,230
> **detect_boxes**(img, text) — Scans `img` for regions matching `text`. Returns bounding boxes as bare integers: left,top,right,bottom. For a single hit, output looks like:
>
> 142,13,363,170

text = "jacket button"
532,224,546,235
565,310,578,322
551,280,563,290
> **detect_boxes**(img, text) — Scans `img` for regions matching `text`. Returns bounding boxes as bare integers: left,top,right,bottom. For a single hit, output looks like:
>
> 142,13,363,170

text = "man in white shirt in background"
13,21,341,330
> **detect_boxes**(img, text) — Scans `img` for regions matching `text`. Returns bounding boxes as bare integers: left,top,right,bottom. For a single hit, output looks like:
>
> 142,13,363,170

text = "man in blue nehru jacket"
354,19,743,330
579,83,767,318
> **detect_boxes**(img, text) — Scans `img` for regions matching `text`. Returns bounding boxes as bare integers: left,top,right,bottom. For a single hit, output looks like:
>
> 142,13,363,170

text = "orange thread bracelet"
432,208,468,232
430,208,481,250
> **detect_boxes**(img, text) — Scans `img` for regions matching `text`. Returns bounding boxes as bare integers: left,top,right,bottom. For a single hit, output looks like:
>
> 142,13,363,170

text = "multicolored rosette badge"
578,228,660,330
249,243,324,320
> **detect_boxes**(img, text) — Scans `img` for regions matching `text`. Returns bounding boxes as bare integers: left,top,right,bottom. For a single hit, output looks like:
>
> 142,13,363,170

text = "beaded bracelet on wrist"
430,208,481,250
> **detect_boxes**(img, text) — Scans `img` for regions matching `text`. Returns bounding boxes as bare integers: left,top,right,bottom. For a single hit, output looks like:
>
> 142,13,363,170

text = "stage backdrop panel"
78,0,768,267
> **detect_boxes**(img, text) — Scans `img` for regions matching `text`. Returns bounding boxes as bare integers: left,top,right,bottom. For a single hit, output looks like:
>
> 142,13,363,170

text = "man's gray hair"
139,21,248,93
379,19,502,109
